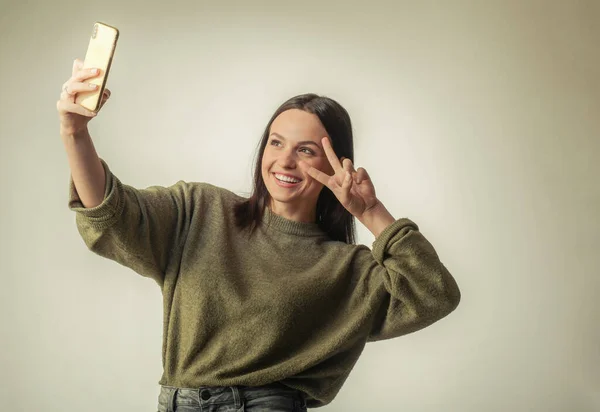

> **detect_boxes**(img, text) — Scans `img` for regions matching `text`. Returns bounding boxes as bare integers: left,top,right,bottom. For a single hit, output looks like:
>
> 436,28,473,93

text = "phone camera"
92,23,98,39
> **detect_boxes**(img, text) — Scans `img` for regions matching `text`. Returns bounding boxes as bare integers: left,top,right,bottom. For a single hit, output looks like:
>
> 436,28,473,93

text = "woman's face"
261,109,334,222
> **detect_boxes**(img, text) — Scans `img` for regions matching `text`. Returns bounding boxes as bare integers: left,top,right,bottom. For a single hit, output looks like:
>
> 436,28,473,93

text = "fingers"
300,157,364,197
340,158,370,185
75,67,101,81
340,165,353,200
71,58,100,80
61,66,101,98
56,99,97,118
322,137,343,173
322,157,353,208
58,60,109,124
61,83,98,104
97,89,111,109
65,68,101,99
342,158,354,189
342,158,355,174
56,88,110,120
299,161,330,187
62,60,101,99
62,80,99,97
356,167,369,184
343,157,362,185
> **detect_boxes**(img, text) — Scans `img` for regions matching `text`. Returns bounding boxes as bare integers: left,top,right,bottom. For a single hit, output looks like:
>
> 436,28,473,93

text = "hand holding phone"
57,22,119,136
75,22,119,112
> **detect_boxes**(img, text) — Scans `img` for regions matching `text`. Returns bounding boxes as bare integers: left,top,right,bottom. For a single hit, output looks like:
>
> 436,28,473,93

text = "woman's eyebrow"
269,132,321,148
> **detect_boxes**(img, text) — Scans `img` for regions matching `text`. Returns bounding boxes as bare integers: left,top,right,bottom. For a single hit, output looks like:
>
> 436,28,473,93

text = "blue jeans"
157,383,308,412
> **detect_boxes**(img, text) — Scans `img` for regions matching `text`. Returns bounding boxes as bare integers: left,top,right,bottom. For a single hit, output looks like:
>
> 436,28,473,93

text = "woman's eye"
269,140,313,154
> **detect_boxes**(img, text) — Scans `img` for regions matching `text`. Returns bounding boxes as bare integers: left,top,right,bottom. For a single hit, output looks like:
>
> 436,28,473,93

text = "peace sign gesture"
299,137,379,220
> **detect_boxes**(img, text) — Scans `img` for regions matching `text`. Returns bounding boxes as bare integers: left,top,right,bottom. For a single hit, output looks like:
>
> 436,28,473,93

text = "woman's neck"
268,199,316,223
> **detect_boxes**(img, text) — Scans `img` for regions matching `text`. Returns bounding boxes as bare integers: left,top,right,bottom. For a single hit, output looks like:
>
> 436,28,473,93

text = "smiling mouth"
273,173,302,186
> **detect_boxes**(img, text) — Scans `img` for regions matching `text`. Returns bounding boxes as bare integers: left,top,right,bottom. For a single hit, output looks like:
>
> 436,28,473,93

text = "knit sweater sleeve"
364,218,461,342
67,159,193,287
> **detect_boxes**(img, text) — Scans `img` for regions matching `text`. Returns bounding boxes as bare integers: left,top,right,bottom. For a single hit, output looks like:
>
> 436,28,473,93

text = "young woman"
57,59,461,412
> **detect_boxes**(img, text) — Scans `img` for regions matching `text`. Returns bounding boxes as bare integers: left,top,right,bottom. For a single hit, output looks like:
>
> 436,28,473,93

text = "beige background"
1,0,598,411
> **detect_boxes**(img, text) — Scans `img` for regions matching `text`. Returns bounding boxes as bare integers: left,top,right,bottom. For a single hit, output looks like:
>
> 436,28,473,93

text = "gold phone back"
76,22,119,112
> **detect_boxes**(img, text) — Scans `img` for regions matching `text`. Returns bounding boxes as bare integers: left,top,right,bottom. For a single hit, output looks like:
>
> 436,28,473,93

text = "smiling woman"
60,77,461,410
236,94,357,242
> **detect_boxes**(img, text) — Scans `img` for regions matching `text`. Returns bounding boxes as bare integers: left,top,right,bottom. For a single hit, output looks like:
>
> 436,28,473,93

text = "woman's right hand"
57,58,111,136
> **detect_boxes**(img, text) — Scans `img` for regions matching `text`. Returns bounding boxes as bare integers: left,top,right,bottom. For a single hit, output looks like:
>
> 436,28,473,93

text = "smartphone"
75,22,119,112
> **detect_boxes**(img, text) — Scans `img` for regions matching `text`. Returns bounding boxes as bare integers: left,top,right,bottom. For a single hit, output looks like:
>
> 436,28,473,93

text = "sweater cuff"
371,218,419,265
67,158,124,228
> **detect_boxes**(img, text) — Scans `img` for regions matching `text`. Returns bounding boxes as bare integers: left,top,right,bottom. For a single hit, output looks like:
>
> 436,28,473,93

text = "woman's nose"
278,150,297,168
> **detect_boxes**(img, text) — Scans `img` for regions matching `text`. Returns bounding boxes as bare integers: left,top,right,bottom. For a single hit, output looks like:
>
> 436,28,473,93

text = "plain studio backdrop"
1,0,598,411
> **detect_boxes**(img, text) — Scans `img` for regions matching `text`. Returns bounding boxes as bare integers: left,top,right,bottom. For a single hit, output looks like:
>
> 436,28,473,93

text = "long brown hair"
234,93,356,244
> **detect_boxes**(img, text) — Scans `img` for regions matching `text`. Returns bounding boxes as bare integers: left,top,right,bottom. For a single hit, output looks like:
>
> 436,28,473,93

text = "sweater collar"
262,207,326,237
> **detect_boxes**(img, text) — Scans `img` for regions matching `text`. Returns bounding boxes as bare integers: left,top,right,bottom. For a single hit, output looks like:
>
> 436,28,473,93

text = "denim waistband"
158,382,306,411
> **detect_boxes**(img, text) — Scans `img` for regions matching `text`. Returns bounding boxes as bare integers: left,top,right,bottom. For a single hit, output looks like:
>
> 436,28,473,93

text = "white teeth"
275,173,301,183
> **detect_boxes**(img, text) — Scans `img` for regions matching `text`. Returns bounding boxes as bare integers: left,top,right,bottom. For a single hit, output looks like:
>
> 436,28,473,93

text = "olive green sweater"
68,159,461,408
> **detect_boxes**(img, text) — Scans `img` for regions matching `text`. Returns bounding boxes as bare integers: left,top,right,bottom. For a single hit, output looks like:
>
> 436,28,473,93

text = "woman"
57,59,461,411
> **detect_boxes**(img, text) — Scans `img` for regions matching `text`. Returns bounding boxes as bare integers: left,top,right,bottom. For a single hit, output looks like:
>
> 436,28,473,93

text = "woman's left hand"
299,137,380,220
